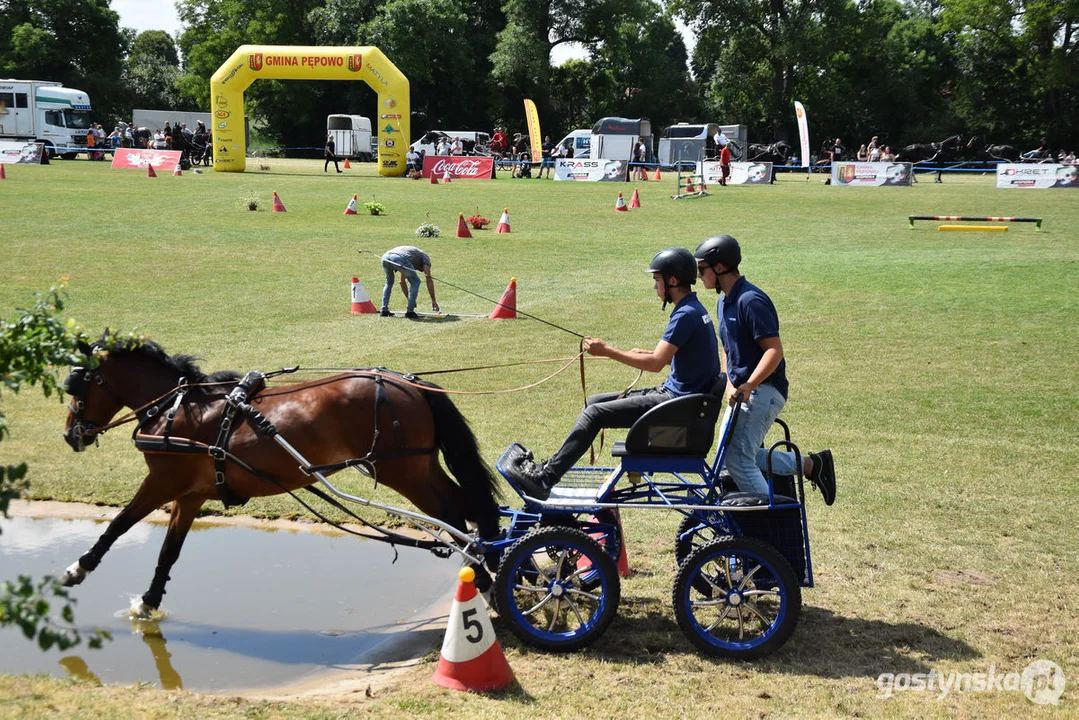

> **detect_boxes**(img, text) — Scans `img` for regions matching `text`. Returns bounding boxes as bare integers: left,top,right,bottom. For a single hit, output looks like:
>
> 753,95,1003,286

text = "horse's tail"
424,387,502,539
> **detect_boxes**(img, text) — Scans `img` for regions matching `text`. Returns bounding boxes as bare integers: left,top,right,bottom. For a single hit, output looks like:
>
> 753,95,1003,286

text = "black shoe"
808,449,836,506
380,309,393,317
404,310,420,320
504,451,551,500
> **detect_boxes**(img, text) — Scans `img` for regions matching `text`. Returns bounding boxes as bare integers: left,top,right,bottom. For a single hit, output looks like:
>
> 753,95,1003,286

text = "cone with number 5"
432,566,515,691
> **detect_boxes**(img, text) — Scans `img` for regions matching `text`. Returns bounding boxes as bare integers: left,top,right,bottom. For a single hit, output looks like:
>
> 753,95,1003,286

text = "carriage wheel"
494,526,620,652
675,512,732,595
541,509,623,572
672,537,800,659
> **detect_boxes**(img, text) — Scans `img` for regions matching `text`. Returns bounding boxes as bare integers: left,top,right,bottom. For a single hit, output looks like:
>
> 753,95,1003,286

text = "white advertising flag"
794,101,810,170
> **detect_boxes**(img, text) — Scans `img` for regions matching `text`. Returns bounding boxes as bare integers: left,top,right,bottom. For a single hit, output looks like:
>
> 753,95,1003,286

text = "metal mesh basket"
728,507,809,585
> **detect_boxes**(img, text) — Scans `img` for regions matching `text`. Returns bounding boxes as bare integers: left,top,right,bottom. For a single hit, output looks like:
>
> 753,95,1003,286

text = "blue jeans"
382,253,420,312
722,383,800,494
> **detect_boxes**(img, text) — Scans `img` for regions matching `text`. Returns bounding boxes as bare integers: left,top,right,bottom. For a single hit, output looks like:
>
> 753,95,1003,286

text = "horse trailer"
590,117,652,162
658,123,722,166
327,114,373,161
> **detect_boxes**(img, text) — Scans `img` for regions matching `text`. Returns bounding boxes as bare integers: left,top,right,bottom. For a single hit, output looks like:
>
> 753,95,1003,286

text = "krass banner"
554,158,628,182
996,164,1078,189
112,148,183,170
524,99,543,163
831,162,913,186
421,155,494,179
699,161,773,185
0,141,45,164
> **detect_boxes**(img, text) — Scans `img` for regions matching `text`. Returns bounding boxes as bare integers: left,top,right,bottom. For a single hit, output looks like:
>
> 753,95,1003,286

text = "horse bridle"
65,366,109,446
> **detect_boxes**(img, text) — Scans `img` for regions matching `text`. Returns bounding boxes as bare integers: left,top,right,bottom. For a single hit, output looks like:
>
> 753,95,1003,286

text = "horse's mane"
95,335,241,390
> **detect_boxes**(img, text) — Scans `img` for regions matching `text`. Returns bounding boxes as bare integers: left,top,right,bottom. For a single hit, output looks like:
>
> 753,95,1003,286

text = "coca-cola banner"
698,161,773,185
553,158,629,182
995,164,1078,189
422,155,495,179
112,148,183,171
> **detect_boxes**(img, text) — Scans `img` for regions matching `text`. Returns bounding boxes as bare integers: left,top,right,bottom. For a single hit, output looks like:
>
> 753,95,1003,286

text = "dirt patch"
933,569,997,586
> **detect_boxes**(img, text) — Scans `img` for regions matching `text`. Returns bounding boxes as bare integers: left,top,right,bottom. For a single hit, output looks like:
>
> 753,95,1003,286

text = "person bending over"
693,234,836,503
380,246,440,319
505,248,721,500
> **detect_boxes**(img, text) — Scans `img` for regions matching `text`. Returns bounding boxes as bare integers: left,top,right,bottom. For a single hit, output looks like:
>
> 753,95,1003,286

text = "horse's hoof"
59,561,88,587
129,598,156,620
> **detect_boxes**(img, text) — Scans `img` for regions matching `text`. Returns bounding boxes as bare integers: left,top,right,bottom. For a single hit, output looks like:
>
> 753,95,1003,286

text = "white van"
555,129,590,158
413,130,491,156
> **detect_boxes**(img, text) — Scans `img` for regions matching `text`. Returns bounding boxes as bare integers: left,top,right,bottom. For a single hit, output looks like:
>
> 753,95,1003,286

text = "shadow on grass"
498,604,979,678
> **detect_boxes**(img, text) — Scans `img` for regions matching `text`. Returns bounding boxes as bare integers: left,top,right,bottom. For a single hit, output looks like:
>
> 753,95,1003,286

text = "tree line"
0,0,1075,153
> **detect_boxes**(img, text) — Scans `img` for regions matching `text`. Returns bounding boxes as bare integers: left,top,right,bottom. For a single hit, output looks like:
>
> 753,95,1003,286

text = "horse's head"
63,343,124,452
941,134,962,150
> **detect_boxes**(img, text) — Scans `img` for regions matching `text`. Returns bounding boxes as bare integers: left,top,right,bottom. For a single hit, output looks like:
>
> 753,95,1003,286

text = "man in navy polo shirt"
505,248,720,501
694,234,836,503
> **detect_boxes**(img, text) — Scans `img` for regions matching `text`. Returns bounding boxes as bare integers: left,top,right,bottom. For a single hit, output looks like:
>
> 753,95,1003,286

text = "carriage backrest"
621,375,727,456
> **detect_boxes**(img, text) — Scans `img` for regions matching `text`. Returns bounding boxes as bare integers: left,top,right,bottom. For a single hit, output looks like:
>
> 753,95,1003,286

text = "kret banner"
524,99,542,163
794,101,810,170
995,164,1078,189
831,162,913,186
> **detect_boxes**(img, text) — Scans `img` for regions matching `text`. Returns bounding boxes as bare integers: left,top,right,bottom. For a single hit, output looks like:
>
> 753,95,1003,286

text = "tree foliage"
0,283,110,652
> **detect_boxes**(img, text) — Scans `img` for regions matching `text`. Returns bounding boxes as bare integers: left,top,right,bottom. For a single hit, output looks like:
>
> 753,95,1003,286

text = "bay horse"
59,337,502,616
746,142,792,183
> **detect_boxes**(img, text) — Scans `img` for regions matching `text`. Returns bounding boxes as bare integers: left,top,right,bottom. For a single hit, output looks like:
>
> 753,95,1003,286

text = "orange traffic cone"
489,278,516,319
615,192,628,212
456,213,472,239
146,164,157,178
685,179,695,193
495,208,510,233
699,179,708,192
173,163,182,177
629,188,641,208
430,173,439,185
350,277,377,314
579,509,631,579
343,194,359,215
272,191,287,212
640,168,648,182
432,567,515,692
0,164,6,180
442,169,452,183
653,166,661,181
343,157,351,169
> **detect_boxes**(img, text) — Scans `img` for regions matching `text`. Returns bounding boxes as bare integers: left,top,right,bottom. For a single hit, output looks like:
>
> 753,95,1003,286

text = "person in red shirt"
720,142,731,186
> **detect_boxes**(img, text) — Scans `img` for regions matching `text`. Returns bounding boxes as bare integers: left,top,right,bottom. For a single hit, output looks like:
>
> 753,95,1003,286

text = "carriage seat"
611,377,726,458
720,491,798,507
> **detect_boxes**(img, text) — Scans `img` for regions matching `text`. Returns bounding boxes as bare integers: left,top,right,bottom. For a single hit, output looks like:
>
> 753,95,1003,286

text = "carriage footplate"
496,443,616,505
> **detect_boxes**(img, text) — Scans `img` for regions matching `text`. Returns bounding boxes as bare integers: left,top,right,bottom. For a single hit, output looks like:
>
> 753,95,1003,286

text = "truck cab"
0,80,93,158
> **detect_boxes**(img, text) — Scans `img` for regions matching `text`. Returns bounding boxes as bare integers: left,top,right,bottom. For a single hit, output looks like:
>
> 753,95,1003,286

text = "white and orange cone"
615,192,628,212
443,168,452,183
489,278,517,319
350,277,377,314
629,188,641,208
432,567,515,692
146,164,157,178
578,509,631,579
495,208,510,234
456,213,472,239
685,179,695,193
343,194,359,215
272,191,287,212
172,163,182,177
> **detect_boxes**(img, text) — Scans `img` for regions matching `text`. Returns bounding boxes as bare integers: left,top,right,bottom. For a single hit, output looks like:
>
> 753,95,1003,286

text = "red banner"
422,155,494,179
111,148,183,171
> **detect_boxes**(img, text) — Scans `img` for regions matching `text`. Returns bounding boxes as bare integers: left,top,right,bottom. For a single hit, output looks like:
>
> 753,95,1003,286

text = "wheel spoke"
522,592,554,616
562,595,588,627
738,563,762,591
742,588,779,599
513,583,551,595
743,601,773,628
564,587,602,603
737,606,745,640
546,596,562,632
704,604,733,632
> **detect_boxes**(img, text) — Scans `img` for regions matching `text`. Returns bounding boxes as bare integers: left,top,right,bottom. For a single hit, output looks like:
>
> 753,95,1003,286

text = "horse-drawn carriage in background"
59,340,819,660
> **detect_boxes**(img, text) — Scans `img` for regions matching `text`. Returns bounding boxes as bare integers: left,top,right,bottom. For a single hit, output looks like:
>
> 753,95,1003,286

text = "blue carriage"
488,387,815,659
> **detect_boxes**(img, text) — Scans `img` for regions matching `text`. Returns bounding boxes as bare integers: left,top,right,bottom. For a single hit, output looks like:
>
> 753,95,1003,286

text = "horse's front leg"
133,494,205,617
60,473,176,587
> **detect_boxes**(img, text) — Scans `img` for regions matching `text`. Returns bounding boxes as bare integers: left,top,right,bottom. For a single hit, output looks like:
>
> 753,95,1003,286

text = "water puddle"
0,515,458,692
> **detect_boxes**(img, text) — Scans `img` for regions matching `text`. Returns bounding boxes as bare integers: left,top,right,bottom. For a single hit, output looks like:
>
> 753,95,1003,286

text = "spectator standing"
856,144,868,161
831,138,846,162
720,141,731,186
633,137,648,181
406,146,421,173
436,137,449,156
880,146,895,161
539,135,554,178
867,135,880,159
324,133,341,172
450,136,463,155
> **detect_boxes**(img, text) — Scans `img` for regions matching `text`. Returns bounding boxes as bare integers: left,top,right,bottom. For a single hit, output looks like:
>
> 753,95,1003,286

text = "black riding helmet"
647,247,696,309
693,235,741,292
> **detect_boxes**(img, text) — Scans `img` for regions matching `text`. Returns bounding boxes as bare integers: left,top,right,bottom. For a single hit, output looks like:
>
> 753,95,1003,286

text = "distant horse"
746,142,791,183
59,338,502,616
966,136,1019,162
896,134,963,182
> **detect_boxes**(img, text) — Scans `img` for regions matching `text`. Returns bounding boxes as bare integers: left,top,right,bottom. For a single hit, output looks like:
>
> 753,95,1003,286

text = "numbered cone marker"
432,567,514,692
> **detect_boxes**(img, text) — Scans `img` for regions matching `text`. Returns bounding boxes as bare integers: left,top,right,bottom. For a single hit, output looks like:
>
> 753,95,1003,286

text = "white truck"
0,79,94,159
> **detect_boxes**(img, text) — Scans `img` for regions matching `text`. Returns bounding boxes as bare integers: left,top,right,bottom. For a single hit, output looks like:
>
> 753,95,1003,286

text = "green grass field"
1,159,1076,717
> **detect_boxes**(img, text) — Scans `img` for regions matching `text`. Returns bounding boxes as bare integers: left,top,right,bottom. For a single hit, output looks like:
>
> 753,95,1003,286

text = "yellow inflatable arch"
210,45,409,176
